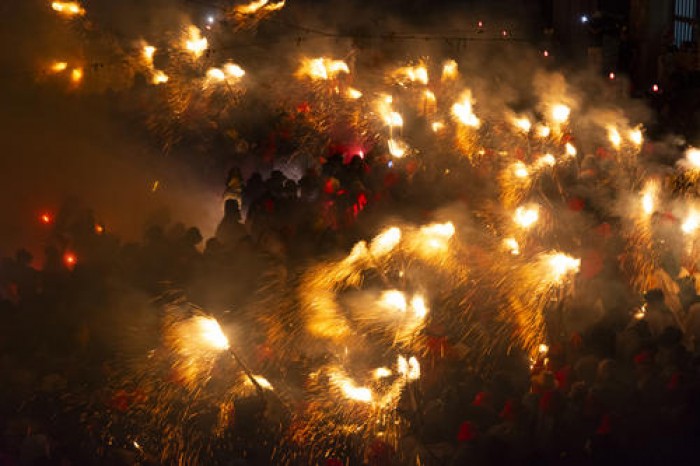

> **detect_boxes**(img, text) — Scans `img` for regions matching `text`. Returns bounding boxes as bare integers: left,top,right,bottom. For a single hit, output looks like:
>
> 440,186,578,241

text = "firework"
512,116,532,133
607,125,622,149
513,204,539,229
50,61,68,73
441,59,458,81
184,26,208,58
234,0,286,15
296,57,349,81
452,90,480,128
51,1,85,17
550,103,570,124
391,62,429,86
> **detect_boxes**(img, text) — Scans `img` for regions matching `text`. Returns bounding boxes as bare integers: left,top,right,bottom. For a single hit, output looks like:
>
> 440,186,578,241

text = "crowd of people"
2,145,700,466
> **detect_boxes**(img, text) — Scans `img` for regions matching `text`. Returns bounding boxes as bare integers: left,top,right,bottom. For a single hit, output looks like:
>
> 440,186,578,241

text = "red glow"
477,20,483,28
652,84,659,93
63,252,77,268
608,72,615,80
543,50,549,57
501,30,508,37
40,212,52,225
95,224,104,234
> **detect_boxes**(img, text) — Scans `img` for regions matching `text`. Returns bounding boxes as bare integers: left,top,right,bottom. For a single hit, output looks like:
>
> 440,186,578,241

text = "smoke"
0,0,685,265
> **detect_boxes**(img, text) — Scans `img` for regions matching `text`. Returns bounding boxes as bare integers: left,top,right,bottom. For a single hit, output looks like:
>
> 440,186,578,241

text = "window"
674,0,698,48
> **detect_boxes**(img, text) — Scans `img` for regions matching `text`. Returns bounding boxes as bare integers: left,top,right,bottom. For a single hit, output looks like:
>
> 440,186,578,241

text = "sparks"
512,161,529,178
50,61,68,73
385,111,404,127
387,138,408,158
40,212,53,224
545,252,581,282
629,126,643,146
346,87,362,99
63,252,77,268
51,1,85,17
607,125,622,149
185,26,208,58
452,90,480,127
431,121,445,132
682,210,700,235
195,316,230,350
224,62,245,78
370,227,401,257
442,59,458,80
379,290,407,312
393,64,429,85
536,124,551,138
550,104,570,124
397,355,420,380
206,67,226,82
685,147,700,168
297,57,349,81
234,0,285,15
330,371,373,402
373,367,392,379
410,294,428,319
152,70,169,85
514,205,539,229
504,237,520,255
513,116,532,133
536,154,556,167
70,68,83,84
641,181,657,216
142,45,156,64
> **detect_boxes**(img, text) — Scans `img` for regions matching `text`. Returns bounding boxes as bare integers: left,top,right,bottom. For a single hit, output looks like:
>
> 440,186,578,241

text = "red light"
40,213,52,224
477,21,483,28
609,72,615,80
501,30,508,37
63,252,77,268
543,50,549,57
652,84,659,93
95,224,104,234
